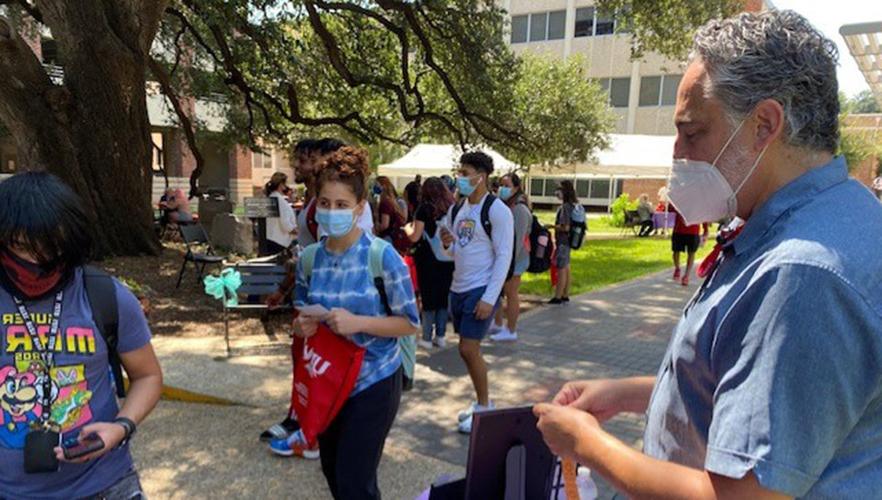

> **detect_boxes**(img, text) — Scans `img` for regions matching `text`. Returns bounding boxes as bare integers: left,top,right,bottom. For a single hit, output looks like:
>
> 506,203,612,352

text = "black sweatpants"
319,367,403,500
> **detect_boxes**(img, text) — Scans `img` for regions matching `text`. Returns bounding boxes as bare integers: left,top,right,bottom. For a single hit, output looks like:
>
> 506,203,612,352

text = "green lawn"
520,237,713,297
533,209,619,234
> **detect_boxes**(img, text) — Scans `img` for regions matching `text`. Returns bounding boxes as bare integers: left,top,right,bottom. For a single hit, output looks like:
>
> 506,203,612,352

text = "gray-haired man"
536,10,882,499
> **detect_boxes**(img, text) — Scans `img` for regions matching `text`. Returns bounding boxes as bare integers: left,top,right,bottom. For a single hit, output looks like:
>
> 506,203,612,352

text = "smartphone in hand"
63,433,105,460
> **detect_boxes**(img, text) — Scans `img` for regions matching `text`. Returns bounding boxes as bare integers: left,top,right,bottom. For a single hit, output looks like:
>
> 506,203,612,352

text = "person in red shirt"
669,204,708,286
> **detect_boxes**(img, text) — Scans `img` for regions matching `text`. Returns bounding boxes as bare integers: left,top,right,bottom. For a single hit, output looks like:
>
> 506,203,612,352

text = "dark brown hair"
558,180,578,205
420,177,455,220
316,146,371,201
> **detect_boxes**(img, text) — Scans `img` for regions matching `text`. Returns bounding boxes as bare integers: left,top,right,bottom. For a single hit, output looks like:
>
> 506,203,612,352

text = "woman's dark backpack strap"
83,266,126,398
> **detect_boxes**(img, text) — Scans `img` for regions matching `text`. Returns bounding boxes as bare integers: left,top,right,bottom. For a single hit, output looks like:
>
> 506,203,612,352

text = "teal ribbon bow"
203,268,242,306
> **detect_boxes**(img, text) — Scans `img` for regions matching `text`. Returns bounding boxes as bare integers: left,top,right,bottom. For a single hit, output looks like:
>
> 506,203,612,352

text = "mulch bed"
99,243,545,339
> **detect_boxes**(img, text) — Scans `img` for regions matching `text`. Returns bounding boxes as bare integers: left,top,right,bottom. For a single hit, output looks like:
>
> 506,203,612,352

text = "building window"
639,74,683,107
40,38,62,66
595,10,616,35
639,76,662,107
609,77,630,108
590,179,611,199
530,178,544,197
615,179,624,198
543,178,560,197
252,149,273,170
547,10,566,40
529,12,547,42
661,74,682,106
575,179,590,198
575,7,594,38
511,15,528,43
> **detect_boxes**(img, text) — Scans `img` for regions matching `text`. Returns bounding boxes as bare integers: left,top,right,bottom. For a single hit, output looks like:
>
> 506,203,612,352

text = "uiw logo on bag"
303,342,331,377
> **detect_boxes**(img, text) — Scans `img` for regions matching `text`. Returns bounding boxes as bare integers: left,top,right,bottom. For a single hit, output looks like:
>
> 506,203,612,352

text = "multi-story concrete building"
502,0,764,206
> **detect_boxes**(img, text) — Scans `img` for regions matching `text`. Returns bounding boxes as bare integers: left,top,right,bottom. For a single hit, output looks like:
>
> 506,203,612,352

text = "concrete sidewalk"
133,269,696,499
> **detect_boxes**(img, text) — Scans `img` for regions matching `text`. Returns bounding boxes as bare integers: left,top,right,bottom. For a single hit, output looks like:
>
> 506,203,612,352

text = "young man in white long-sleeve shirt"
441,152,514,434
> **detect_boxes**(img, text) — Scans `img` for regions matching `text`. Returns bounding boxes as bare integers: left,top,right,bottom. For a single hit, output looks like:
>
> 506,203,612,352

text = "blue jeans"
421,309,448,341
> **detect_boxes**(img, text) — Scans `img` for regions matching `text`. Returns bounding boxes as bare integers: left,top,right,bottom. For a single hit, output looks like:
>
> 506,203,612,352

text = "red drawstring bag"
550,248,559,287
403,254,419,294
292,323,365,446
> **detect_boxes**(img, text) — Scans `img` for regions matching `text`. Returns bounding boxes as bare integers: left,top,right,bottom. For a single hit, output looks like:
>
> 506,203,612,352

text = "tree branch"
148,56,205,198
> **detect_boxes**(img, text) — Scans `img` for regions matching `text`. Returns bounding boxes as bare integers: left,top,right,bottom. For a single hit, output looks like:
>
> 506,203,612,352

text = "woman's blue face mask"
316,208,356,238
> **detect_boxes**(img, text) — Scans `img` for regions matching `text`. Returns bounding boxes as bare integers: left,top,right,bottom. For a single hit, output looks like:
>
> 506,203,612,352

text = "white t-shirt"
267,191,297,247
446,193,514,305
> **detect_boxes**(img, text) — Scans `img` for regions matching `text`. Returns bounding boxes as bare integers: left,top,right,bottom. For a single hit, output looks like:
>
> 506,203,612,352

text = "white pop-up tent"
529,134,674,207
378,144,518,189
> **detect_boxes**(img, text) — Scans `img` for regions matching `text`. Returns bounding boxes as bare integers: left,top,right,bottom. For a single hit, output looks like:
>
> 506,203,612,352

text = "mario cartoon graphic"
0,366,44,448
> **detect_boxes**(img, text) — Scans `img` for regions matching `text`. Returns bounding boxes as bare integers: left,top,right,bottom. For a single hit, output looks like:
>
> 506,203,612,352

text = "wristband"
113,417,137,447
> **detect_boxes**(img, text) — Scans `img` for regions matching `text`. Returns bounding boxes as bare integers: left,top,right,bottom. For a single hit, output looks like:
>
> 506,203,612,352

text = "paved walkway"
132,269,695,499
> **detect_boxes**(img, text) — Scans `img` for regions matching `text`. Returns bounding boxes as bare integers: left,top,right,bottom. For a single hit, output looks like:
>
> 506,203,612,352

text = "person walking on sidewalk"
669,204,709,287
274,147,419,499
550,180,579,304
490,173,531,342
406,177,456,350
535,11,882,499
440,152,514,434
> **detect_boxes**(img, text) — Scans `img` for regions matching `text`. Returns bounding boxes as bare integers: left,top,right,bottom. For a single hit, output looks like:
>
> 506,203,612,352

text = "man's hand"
474,300,494,321
293,315,319,339
440,226,454,247
325,308,361,336
553,379,626,422
54,422,126,464
266,290,285,308
534,403,601,462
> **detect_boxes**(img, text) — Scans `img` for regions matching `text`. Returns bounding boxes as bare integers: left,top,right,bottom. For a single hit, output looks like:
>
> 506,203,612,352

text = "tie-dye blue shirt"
294,233,419,395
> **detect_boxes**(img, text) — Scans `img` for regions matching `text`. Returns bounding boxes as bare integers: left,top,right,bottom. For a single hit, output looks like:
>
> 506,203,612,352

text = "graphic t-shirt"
0,269,151,499
445,194,514,305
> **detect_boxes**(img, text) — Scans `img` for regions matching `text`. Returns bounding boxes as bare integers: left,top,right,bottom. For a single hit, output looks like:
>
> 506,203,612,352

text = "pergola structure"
841,22,882,108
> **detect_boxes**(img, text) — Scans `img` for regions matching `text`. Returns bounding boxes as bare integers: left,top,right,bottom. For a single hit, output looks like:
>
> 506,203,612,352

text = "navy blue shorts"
450,286,500,340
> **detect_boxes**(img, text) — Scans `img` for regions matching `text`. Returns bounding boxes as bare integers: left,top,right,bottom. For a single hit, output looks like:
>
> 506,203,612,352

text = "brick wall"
621,178,668,202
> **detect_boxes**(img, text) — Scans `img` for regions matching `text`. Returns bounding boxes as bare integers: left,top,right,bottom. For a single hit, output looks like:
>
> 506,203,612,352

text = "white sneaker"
457,403,495,434
417,339,433,350
457,402,479,423
487,323,504,335
433,337,446,348
490,328,518,342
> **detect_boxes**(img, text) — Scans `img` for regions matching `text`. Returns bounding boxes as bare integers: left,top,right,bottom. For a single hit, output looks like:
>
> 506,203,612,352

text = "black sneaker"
562,297,570,303
548,298,563,305
259,417,300,442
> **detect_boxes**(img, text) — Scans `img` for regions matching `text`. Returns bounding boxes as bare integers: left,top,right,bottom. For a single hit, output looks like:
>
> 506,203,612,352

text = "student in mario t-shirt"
0,172,162,499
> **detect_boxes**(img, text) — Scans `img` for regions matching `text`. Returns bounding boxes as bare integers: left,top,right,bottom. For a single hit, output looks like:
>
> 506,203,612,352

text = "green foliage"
596,0,743,59
154,0,737,171
520,237,713,297
841,90,881,114
838,129,882,173
609,193,637,227
500,54,614,168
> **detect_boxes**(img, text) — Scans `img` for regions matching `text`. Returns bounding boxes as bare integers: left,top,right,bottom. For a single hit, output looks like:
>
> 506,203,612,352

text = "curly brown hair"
316,146,371,201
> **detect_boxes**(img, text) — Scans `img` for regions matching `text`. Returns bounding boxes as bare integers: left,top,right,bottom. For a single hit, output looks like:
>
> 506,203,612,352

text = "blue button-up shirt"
643,156,882,498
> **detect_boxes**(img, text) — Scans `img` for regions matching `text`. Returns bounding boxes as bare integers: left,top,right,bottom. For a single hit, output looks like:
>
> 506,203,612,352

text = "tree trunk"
0,1,169,257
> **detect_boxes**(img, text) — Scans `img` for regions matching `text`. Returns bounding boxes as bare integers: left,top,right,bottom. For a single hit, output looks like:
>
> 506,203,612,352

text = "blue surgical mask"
316,208,356,238
498,186,513,200
457,174,480,196
372,184,382,196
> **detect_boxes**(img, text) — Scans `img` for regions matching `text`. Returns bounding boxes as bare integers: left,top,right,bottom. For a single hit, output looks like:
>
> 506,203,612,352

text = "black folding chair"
620,210,642,236
176,224,224,288
220,263,291,356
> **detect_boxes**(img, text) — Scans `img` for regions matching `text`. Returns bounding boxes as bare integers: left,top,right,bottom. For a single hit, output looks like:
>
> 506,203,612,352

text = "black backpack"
450,195,515,280
83,266,126,398
527,215,554,273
